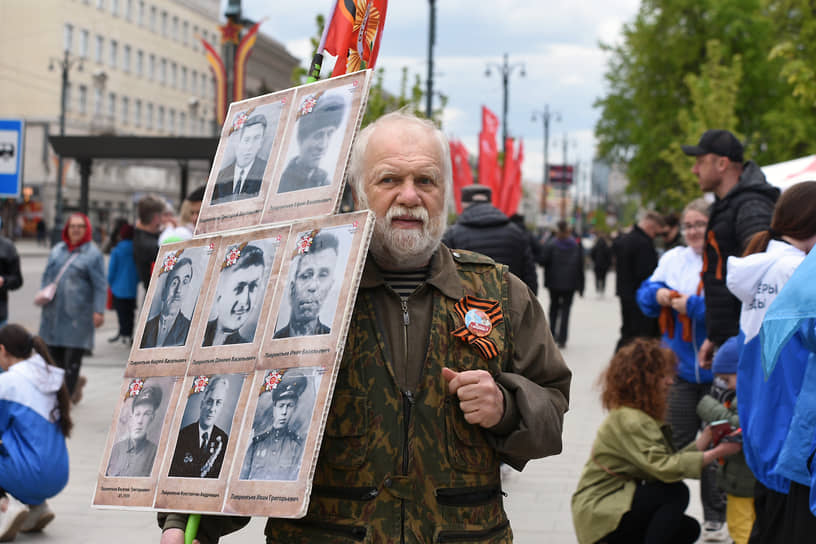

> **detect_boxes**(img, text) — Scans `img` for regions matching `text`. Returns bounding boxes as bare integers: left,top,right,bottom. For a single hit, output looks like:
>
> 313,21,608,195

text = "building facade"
0,0,297,238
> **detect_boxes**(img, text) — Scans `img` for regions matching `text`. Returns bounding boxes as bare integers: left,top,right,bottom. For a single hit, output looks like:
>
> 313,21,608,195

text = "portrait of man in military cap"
169,374,243,479
277,90,348,194
240,372,314,481
274,230,341,339
106,381,167,478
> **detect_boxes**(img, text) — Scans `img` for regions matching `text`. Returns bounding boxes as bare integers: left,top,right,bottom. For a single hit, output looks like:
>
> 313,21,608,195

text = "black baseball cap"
682,129,744,163
461,184,492,203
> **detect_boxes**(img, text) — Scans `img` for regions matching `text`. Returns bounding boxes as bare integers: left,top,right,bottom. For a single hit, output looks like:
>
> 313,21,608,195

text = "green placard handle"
185,514,201,544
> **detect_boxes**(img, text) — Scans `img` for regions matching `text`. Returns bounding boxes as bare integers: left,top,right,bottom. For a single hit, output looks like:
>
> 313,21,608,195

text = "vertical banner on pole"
0,119,24,199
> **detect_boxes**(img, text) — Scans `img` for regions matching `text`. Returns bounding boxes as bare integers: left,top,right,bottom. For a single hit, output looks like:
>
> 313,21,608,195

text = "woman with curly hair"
571,338,741,544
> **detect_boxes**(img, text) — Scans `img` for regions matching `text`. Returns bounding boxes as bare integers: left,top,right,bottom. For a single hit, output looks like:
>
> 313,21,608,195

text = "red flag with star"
324,0,389,76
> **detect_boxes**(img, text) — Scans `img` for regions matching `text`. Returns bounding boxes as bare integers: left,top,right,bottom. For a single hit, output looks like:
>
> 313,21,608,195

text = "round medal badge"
464,308,492,337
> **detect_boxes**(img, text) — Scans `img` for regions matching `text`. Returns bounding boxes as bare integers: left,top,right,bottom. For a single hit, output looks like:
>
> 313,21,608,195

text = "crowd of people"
0,113,815,544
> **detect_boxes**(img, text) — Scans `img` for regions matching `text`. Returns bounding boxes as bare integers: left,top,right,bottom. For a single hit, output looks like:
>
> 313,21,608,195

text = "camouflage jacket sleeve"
486,272,572,470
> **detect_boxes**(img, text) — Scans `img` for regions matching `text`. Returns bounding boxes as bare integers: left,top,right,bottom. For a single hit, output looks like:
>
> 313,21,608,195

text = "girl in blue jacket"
0,324,72,541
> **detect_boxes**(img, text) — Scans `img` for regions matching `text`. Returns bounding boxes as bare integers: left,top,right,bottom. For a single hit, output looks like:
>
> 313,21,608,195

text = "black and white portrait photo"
140,246,209,349
240,370,320,481
274,227,352,339
168,374,244,479
106,377,173,478
210,102,283,205
276,88,350,194
203,237,278,347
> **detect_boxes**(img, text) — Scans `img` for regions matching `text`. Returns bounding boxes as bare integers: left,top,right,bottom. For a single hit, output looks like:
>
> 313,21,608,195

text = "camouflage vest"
265,251,513,543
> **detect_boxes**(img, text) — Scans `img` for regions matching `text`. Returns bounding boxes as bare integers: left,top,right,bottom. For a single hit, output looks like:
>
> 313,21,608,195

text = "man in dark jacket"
0,233,22,326
540,220,584,348
683,129,779,368
442,185,537,293
133,195,165,290
613,211,666,351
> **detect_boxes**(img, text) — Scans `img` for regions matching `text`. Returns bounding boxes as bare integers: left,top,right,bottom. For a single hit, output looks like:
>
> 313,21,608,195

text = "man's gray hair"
346,109,452,212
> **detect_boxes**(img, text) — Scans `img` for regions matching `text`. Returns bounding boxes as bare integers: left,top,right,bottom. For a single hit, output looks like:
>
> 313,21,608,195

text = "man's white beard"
369,205,445,270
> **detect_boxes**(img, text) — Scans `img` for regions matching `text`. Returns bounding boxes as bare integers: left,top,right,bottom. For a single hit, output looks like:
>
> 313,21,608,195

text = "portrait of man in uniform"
140,257,194,348
277,92,347,194
240,373,310,481
203,244,267,346
168,375,234,479
274,231,339,338
211,114,268,204
106,383,164,478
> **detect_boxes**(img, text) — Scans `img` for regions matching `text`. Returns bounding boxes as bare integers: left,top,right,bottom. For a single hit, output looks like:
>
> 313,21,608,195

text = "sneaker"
0,496,28,541
702,520,730,542
107,334,121,343
20,501,54,533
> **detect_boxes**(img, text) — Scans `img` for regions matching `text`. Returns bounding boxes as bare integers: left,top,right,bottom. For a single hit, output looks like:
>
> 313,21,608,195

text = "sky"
239,0,642,194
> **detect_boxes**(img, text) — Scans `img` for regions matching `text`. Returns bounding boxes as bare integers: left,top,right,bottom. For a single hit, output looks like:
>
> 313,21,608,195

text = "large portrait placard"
260,71,372,225
93,376,182,508
196,90,293,235
189,226,290,375
127,238,221,377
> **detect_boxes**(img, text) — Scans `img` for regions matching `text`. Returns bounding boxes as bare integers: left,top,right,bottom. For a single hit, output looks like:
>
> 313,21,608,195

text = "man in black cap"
240,374,308,481
442,184,538,292
277,93,346,193
682,128,779,539
212,114,268,203
107,384,163,477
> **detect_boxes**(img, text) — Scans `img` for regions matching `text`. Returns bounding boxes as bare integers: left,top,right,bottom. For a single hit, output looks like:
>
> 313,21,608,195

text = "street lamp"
554,134,577,221
532,106,560,217
426,0,436,119
485,53,525,155
48,49,83,244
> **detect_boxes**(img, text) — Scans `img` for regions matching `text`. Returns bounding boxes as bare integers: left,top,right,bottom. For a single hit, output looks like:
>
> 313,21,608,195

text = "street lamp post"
555,134,576,221
49,49,83,244
485,53,525,155
426,0,436,119
532,106,560,219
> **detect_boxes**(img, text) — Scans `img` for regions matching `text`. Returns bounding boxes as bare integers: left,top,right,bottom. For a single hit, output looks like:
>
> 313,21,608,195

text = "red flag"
450,141,473,213
498,137,515,214
233,20,265,102
201,38,228,125
506,140,524,215
478,106,500,193
324,0,388,77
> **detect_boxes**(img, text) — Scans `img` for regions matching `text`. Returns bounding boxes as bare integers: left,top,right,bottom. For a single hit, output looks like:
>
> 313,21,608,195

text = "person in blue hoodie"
637,197,724,535
0,323,72,540
107,223,140,345
726,181,816,542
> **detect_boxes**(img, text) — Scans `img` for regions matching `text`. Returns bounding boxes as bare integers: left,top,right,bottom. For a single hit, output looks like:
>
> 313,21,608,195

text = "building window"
108,92,116,119
121,96,129,124
179,111,186,135
111,0,119,16
169,109,175,133
134,99,142,126
96,0,104,9
192,25,199,51
200,117,206,135
170,62,177,88
63,23,73,53
157,106,165,131
94,86,103,114
136,49,143,76
78,85,88,115
138,0,144,25
190,69,197,94
148,53,155,80
125,0,132,21
181,66,187,91
79,29,89,59
159,58,166,84
109,39,118,68
150,6,156,32
146,102,153,129
201,73,207,97
123,45,131,72
95,35,104,63
161,11,167,37
182,21,188,45
172,16,178,40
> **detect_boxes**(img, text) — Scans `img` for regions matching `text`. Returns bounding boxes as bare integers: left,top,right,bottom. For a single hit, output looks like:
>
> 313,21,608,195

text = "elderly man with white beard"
158,111,571,544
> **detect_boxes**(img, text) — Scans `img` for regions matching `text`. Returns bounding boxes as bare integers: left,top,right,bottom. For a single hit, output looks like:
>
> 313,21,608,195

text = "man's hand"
160,529,196,544
441,368,504,428
699,338,715,369
670,294,689,315
93,312,104,328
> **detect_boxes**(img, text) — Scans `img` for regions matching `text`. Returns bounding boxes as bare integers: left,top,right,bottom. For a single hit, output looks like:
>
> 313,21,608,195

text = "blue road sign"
0,119,24,198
